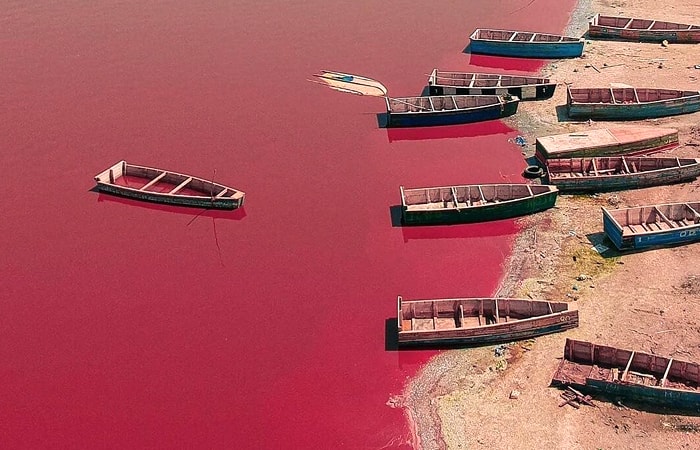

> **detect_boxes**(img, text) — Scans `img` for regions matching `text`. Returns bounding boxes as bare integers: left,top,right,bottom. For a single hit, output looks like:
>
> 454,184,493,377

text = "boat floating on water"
566,87,700,120
468,29,585,58
535,127,679,162
312,70,519,127
546,156,700,194
588,14,700,43
94,161,245,210
400,183,558,225
552,338,700,411
602,202,700,250
397,296,578,347
427,69,556,100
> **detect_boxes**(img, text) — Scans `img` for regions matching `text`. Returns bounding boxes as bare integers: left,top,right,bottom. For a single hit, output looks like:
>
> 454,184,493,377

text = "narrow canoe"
397,296,578,347
469,29,585,58
546,156,700,193
552,339,700,411
385,94,519,127
427,69,556,100
94,161,245,210
589,14,700,43
535,127,679,162
567,87,700,120
602,202,700,250
400,183,558,225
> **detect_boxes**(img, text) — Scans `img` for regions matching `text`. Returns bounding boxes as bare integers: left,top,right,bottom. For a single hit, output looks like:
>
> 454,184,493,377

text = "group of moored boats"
90,13,700,412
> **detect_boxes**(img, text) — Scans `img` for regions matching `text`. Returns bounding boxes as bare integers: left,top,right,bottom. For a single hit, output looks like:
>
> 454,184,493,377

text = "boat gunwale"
567,86,700,106
469,28,585,44
428,69,553,88
401,184,557,210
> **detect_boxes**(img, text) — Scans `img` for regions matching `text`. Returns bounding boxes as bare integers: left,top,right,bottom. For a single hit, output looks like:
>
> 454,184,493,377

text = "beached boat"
400,183,558,225
567,87,700,120
546,156,700,194
94,161,245,210
468,29,585,58
535,127,678,161
602,202,700,250
397,296,578,347
427,69,556,100
552,339,700,411
588,14,700,43
312,70,519,127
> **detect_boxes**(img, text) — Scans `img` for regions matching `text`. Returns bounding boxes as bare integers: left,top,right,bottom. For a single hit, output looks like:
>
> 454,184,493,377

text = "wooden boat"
589,14,700,43
567,87,700,120
94,161,245,210
546,156,700,194
535,127,678,162
385,93,519,127
397,296,578,347
400,183,558,225
602,202,700,250
427,69,556,100
312,70,519,127
552,339,700,411
469,29,585,58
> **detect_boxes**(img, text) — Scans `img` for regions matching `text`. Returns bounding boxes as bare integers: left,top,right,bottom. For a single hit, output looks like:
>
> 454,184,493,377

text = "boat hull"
386,98,518,127
398,297,578,347
401,186,558,225
469,40,584,58
567,89,700,120
429,84,555,100
535,127,679,161
95,183,243,210
603,204,700,250
589,15,700,43
552,339,700,411
546,158,700,194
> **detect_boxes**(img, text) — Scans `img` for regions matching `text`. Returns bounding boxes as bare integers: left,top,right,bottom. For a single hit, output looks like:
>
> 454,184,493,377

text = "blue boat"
602,202,700,250
567,87,700,120
469,29,585,58
385,94,519,128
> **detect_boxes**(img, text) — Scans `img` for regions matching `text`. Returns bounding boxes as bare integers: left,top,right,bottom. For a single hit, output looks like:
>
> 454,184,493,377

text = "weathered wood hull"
400,184,558,225
469,29,584,58
386,95,519,127
589,14,700,43
552,339,700,411
602,202,700,250
546,157,700,194
535,127,679,161
427,70,556,100
567,87,700,120
398,297,578,347
94,161,245,210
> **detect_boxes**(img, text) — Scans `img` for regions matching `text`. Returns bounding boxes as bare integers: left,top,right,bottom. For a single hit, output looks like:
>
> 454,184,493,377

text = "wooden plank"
168,176,192,195
660,358,673,387
139,171,167,191
654,207,676,228
622,351,636,381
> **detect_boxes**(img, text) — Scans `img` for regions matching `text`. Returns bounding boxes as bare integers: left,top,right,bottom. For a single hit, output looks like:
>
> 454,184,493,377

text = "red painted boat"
397,296,578,347
589,14,700,43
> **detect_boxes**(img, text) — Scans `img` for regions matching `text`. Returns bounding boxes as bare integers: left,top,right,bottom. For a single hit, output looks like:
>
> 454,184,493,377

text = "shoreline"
402,0,700,447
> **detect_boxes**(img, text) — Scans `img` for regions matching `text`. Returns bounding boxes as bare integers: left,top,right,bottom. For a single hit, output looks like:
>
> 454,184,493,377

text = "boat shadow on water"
94,190,247,222
386,120,513,143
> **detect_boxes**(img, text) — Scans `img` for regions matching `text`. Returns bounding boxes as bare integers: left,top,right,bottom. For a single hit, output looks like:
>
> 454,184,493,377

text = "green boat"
400,183,558,225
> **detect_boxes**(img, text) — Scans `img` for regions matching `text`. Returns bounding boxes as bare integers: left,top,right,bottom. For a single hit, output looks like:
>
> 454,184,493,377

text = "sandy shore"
402,0,700,448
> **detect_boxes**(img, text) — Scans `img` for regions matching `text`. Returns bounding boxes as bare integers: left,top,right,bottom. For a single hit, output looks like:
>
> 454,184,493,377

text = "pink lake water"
0,1,575,448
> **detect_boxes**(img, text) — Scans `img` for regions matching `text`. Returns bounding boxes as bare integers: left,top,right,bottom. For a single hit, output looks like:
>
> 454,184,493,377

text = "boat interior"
608,202,700,233
100,163,235,198
472,29,580,42
430,70,549,88
555,340,700,391
401,184,553,210
398,297,568,332
547,156,696,178
594,15,699,30
568,88,700,104
388,95,503,113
